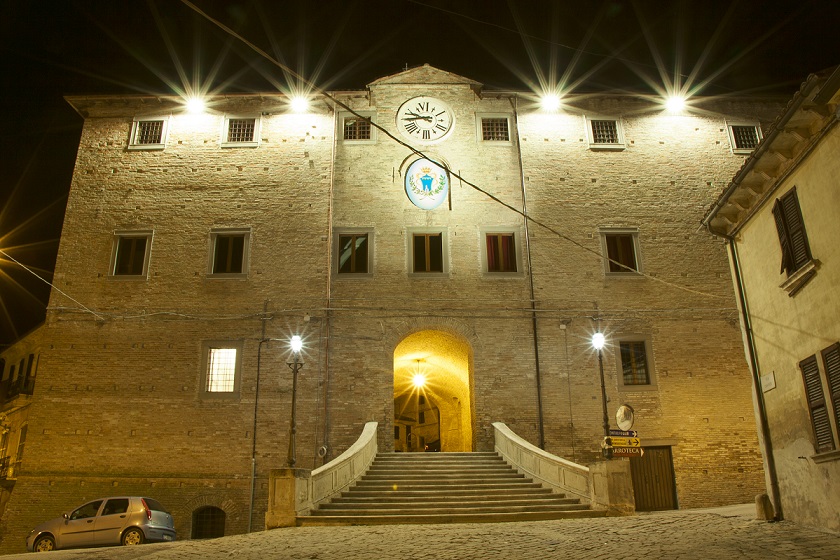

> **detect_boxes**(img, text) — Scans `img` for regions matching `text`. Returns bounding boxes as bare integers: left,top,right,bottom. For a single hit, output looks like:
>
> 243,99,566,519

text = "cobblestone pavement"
7,505,839,559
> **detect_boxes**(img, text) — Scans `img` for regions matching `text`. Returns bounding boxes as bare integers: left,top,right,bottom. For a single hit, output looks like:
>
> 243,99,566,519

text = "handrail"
309,421,378,507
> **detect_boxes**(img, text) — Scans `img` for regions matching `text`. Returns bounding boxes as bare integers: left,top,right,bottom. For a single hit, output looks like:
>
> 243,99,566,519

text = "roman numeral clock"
397,96,454,142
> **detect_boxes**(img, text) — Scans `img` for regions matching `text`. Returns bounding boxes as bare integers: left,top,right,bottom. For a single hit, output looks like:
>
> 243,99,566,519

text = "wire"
178,0,728,301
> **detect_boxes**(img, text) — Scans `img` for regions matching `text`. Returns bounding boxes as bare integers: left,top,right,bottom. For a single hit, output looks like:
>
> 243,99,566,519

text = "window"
418,411,426,424
772,187,812,277
394,426,400,440
613,336,657,391
586,117,625,150
335,230,372,276
477,115,511,142
410,230,447,274
15,424,26,467
70,500,103,521
202,342,242,398
222,116,260,147
192,507,226,539
340,112,376,143
727,123,761,154
102,498,130,516
111,231,152,277
799,343,840,455
600,228,640,275
483,231,519,274
128,117,168,150
209,230,250,277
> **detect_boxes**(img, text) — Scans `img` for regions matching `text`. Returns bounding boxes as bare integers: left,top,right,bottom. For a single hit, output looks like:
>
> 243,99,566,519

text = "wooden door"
630,446,678,511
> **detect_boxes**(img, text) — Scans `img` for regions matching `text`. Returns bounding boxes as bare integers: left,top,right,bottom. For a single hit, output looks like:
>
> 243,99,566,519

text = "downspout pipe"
728,239,782,520
512,95,545,449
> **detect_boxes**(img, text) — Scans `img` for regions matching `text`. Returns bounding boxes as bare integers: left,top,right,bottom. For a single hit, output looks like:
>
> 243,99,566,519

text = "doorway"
630,446,678,511
393,330,473,452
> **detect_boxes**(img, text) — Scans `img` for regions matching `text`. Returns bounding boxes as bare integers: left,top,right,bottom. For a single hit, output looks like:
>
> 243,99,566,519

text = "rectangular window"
481,118,510,141
344,117,371,141
586,117,625,150
822,343,840,445
413,233,444,273
338,233,369,274
800,354,835,453
619,342,650,385
209,230,250,277
112,233,152,277
486,233,517,272
772,187,812,277
601,229,640,274
419,411,426,424
129,117,168,150
394,426,400,440
728,123,761,154
15,425,26,465
206,348,238,393
222,116,260,147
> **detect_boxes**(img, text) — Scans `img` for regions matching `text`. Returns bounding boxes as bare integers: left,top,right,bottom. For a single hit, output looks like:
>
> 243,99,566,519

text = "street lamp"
592,332,613,459
287,335,304,468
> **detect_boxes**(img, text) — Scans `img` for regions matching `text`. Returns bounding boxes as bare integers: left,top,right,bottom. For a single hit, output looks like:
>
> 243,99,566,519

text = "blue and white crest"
405,158,449,210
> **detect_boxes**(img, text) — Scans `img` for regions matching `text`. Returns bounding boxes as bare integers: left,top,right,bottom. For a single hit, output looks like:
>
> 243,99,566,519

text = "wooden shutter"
773,188,812,275
800,355,835,452
821,343,840,436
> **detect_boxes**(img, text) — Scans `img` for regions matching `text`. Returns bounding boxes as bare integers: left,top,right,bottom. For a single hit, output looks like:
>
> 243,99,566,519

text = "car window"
102,498,130,516
143,498,169,513
70,500,103,520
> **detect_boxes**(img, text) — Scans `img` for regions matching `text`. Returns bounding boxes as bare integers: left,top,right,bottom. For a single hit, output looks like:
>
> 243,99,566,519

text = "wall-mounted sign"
405,158,449,210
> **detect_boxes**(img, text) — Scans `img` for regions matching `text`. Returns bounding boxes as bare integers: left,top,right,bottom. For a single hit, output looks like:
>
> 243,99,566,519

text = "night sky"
0,0,837,346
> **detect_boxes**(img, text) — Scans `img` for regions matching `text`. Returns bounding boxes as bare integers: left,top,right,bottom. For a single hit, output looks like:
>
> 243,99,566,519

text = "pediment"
369,64,482,88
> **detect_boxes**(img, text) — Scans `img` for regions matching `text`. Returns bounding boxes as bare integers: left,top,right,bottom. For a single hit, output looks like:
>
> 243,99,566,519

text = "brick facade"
0,65,785,552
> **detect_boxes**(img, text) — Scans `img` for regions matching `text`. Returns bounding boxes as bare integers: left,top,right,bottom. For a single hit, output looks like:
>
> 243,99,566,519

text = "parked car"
26,496,176,552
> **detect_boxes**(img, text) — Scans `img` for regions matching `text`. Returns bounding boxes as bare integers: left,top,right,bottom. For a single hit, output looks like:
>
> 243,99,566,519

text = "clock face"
397,96,454,142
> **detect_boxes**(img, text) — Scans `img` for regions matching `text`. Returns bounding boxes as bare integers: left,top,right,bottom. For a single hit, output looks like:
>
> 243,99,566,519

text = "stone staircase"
299,451,607,526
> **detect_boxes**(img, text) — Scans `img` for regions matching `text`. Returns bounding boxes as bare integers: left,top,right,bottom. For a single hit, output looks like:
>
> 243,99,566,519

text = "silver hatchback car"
26,496,176,552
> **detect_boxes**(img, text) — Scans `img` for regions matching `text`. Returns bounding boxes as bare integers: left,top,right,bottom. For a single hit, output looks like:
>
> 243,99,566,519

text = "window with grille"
112,233,152,277
619,342,650,385
209,230,249,276
486,233,517,272
481,118,510,141
586,117,625,149
204,347,239,393
412,232,445,273
799,343,840,454
192,506,226,539
338,233,369,274
728,124,761,153
344,117,371,140
772,187,812,277
601,229,640,274
129,118,168,149
222,116,260,147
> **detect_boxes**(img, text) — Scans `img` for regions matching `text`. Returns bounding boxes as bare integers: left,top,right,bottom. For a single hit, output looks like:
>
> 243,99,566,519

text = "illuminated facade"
0,65,787,551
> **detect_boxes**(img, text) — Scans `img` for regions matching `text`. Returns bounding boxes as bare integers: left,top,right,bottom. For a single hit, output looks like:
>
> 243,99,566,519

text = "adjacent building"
0,65,786,551
704,67,840,532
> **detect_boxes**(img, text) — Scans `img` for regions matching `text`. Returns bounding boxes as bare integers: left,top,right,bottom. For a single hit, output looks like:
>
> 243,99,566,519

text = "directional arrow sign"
609,437,642,447
612,446,644,457
609,429,638,437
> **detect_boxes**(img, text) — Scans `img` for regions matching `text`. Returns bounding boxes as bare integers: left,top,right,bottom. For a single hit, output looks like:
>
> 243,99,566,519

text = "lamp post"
592,332,613,460
287,335,303,468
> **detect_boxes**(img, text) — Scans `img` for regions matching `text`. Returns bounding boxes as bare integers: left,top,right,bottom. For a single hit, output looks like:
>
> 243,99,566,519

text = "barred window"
135,120,163,144
620,342,650,385
344,117,371,140
590,120,619,144
227,118,255,143
481,118,510,141
206,348,237,393
729,125,760,152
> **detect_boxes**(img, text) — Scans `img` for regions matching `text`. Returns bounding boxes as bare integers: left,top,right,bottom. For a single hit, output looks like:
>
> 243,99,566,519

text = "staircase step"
321,497,581,509
299,510,607,526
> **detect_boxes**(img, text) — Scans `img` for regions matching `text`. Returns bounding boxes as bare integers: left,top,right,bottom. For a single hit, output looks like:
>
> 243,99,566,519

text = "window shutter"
772,199,794,274
821,343,840,435
800,355,835,452
780,189,812,271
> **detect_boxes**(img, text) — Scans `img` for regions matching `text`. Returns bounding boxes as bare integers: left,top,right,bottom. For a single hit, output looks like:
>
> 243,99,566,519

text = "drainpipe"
248,302,270,532
512,95,545,449
728,239,782,520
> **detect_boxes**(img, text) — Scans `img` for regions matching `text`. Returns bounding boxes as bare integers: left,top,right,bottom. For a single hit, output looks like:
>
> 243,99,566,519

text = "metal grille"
135,120,163,144
206,348,237,392
227,119,255,143
731,125,759,149
344,117,371,140
590,120,619,144
481,118,509,141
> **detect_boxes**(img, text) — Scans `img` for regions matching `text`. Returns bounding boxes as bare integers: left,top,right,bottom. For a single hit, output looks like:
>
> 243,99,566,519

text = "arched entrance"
393,330,473,452
191,506,225,539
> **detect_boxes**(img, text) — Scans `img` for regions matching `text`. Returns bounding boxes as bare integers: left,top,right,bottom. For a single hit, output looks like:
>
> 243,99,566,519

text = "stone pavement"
7,505,839,559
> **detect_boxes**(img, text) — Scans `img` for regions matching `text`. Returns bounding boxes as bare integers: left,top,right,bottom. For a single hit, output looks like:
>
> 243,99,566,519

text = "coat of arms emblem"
405,158,449,210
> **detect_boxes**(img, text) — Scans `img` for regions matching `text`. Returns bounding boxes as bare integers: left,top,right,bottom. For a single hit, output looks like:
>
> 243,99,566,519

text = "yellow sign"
609,437,641,447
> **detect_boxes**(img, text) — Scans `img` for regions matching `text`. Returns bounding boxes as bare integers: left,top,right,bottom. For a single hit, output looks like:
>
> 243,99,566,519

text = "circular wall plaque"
405,158,449,210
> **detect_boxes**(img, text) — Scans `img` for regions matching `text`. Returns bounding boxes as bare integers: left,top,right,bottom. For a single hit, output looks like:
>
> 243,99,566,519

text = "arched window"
191,506,225,539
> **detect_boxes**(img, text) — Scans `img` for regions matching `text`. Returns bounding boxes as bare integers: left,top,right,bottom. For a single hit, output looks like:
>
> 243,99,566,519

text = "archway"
191,506,225,539
393,330,473,452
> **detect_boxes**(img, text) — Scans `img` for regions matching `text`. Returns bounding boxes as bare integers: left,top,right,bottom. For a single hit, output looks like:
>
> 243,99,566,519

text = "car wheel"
33,535,56,552
121,527,145,546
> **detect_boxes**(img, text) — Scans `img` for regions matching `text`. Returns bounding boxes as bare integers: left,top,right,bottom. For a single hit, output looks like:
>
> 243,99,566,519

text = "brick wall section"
0,71,786,552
